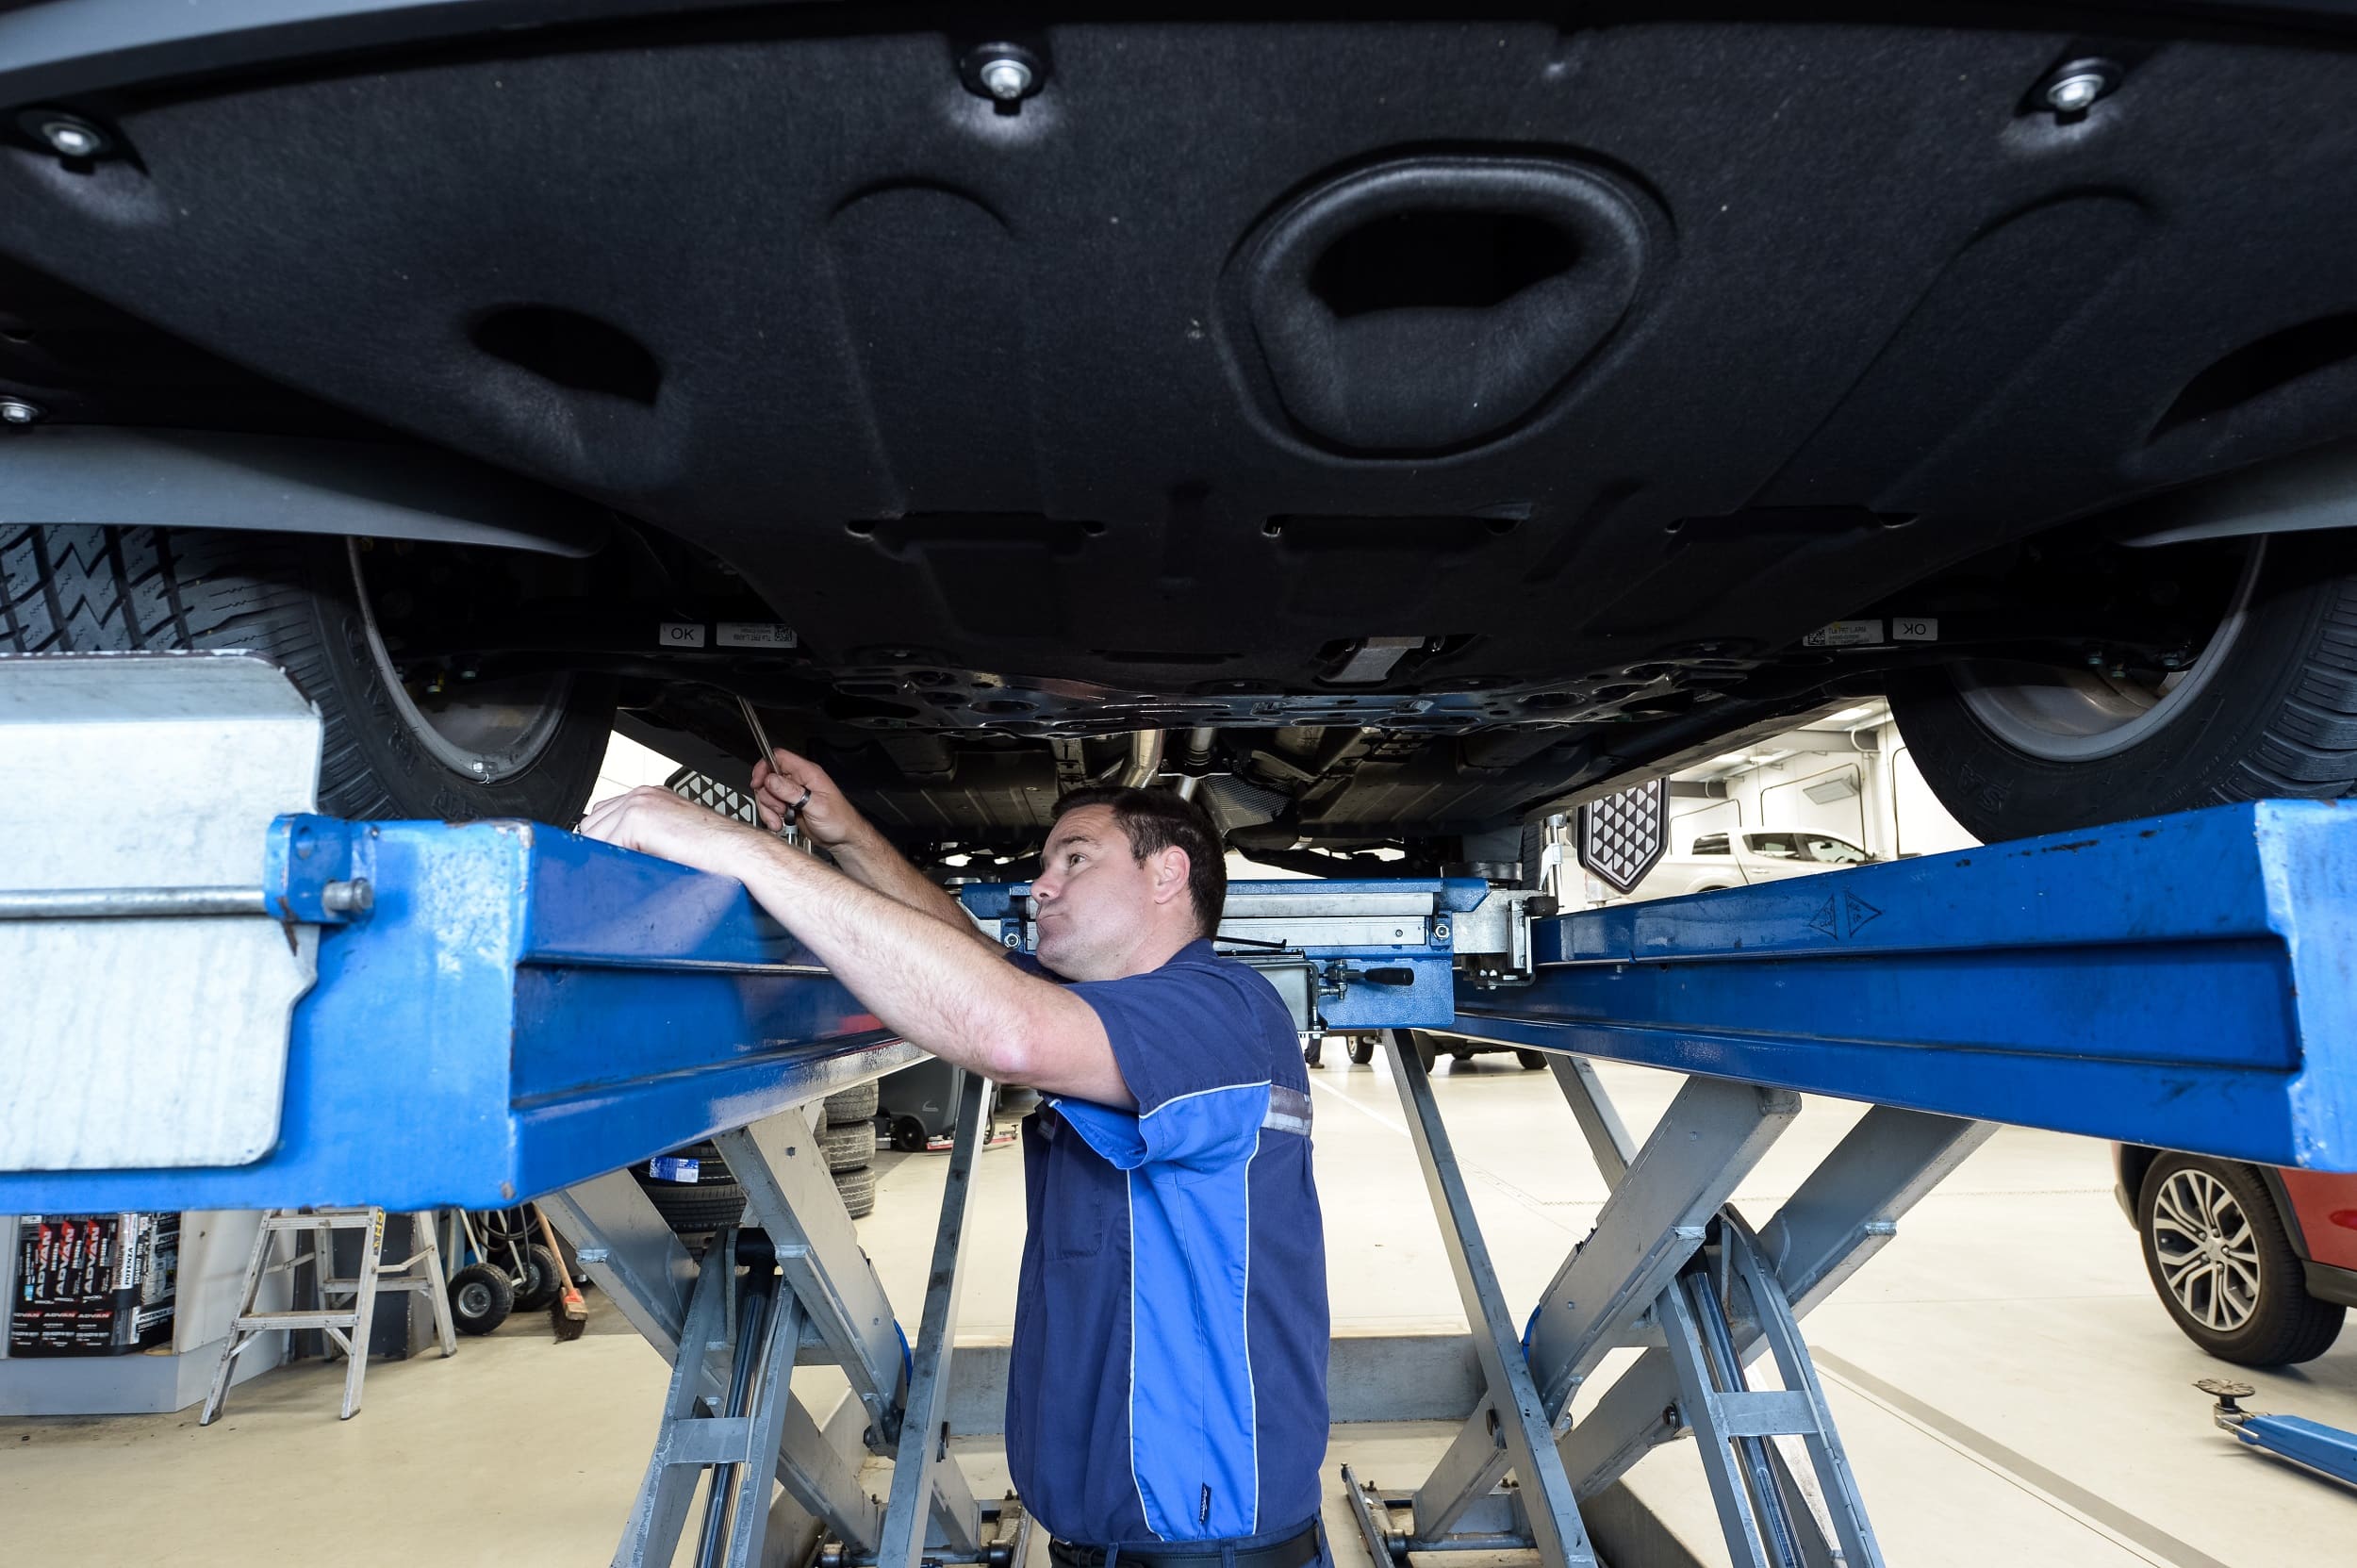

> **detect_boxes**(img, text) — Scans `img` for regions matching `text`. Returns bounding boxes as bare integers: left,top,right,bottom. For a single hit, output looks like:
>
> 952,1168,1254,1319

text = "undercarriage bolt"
2044,71,2107,113
2037,59,2119,116
979,57,1034,100
30,112,107,158
0,398,41,424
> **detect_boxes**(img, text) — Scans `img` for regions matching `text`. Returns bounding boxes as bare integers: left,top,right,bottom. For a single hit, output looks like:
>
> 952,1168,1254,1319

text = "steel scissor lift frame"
7,652,2355,1568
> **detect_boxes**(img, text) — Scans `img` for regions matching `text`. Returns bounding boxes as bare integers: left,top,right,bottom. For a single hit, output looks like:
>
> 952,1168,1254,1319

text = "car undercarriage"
8,3,2357,872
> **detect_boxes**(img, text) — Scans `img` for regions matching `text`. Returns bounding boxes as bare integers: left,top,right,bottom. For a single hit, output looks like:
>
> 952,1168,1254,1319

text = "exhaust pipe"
1113,730,1165,787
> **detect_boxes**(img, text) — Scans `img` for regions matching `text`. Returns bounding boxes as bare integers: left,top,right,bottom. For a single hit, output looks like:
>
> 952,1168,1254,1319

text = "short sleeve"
1057,953,1293,1174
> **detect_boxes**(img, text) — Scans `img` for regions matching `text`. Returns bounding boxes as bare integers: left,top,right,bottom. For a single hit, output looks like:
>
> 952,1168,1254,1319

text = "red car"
2116,1146,2357,1367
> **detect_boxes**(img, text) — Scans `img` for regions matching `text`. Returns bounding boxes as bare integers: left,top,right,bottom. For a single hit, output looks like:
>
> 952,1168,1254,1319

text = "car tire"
447,1263,515,1335
834,1167,877,1220
2136,1153,2346,1367
1,524,614,821
821,1118,874,1173
823,1082,881,1124
1347,1037,1376,1065
631,1141,746,1234
1890,535,2357,842
639,1182,748,1235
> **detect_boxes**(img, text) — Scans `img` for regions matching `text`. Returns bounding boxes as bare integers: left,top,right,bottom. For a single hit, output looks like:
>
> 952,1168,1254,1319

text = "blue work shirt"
1005,939,1329,1544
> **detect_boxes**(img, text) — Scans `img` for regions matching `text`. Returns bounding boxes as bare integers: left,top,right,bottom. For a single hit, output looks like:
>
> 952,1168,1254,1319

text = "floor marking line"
1305,1074,1413,1140
1810,1348,2234,1568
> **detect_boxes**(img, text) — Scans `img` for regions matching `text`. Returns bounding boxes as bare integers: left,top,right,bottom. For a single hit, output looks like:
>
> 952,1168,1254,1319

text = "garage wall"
1668,795,1739,854
1673,718,1974,863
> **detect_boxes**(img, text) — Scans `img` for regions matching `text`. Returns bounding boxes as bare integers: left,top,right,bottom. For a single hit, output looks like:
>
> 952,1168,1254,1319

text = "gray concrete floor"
5,1057,2352,1565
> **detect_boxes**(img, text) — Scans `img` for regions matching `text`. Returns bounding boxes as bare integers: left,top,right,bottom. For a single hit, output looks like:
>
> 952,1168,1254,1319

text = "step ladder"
201,1206,457,1424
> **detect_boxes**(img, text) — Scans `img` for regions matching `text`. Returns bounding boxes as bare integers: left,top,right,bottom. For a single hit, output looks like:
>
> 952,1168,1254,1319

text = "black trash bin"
878,1059,982,1151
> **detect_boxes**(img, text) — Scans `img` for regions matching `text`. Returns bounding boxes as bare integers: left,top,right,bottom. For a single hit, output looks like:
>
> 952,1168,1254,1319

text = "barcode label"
1802,620,1884,648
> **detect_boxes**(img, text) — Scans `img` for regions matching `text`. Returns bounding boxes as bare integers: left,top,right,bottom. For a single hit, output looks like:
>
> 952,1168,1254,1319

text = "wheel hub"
2150,1167,2262,1333
348,540,571,784
1956,539,2266,763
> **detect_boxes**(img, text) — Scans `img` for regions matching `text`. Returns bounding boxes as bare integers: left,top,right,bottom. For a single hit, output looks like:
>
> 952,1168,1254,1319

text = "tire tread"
3,524,608,823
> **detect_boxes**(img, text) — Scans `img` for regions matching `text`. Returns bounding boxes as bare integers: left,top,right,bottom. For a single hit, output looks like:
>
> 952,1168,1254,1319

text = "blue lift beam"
6,801,2351,1217
10,652,2357,1568
1459,801,2357,1172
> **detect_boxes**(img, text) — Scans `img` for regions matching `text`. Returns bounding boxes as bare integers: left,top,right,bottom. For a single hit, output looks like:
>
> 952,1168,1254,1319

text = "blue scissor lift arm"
8,654,2357,1568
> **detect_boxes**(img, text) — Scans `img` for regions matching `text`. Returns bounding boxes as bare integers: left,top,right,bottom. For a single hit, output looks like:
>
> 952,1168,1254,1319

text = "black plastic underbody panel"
7,5,2357,841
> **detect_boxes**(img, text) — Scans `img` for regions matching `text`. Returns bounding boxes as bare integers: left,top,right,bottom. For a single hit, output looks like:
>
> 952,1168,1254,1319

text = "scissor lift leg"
547,1084,1024,1568
1553,1096,1995,1506
612,1225,808,1568
1350,1034,1995,1568
878,1071,992,1568
1353,1029,1597,1568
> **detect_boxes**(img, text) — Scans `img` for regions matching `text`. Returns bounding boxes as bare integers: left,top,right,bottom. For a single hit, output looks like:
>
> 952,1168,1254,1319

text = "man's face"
1030,805,1182,981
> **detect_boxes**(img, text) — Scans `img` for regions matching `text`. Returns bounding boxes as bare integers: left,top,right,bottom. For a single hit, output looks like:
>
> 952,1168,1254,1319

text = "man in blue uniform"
580,761,1330,1566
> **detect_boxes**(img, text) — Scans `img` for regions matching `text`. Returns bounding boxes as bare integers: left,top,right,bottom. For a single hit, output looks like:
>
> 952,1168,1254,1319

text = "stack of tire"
821,1081,880,1220
632,1087,879,1241
631,1140,751,1244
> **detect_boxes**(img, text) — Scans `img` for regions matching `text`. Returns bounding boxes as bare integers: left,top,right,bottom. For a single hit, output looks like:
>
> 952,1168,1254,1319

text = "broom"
536,1206,589,1342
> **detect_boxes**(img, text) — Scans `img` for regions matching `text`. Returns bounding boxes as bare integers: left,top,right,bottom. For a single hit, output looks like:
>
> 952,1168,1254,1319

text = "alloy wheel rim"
2149,1168,2263,1332
349,539,571,784
1955,537,2266,763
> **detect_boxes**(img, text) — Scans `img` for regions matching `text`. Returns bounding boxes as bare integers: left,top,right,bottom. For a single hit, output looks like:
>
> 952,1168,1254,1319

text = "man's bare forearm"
831,822,1002,949
735,837,1131,1104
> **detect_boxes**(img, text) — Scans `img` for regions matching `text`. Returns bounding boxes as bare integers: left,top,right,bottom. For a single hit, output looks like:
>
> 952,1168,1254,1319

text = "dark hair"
1050,785,1227,938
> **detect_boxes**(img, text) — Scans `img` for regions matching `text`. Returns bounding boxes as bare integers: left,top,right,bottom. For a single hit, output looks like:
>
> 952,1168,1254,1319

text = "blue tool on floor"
2197,1378,2357,1491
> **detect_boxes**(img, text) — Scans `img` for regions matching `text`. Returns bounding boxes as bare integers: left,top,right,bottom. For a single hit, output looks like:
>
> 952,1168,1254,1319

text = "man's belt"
1048,1521,1320,1568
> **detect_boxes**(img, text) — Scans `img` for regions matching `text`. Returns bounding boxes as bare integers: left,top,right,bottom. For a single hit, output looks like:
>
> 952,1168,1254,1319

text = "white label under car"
659,621,707,648
1891,618,1939,641
1803,619,1885,648
717,622,799,649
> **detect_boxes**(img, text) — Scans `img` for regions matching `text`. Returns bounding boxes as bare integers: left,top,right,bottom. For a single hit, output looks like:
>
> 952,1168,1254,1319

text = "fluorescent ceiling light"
1803,769,1862,803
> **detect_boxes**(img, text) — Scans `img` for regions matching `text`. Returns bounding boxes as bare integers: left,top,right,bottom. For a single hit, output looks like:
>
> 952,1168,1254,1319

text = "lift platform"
7,652,2357,1568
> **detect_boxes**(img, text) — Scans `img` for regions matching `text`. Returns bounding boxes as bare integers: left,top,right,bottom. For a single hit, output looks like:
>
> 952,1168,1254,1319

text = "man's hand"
752,747,867,850
575,784,1131,1106
576,785,771,879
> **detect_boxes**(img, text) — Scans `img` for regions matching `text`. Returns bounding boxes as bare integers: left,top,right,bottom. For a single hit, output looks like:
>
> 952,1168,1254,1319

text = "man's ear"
1151,846,1191,906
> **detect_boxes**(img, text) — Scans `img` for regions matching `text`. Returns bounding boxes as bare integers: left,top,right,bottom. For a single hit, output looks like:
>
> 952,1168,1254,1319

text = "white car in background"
1578,829,1877,907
